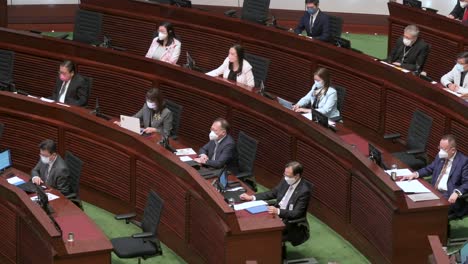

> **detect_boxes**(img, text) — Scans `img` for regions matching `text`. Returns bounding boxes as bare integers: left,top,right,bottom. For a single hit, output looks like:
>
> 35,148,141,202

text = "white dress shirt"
437,152,457,192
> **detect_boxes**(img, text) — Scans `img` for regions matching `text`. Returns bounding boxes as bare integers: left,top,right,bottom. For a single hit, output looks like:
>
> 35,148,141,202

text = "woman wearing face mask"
114,88,173,136
206,44,255,88
145,22,181,65
292,67,340,120
448,0,468,21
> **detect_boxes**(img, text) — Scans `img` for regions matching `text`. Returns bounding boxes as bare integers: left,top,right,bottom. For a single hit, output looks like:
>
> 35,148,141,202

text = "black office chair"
84,76,93,107
111,190,164,264
236,131,258,191
331,85,346,122
73,9,103,45
225,0,271,25
0,49,15,91
165,100,183,140
0,122,4,142
384,110,433,170
328,15,344,44
244,53,271,88
64,151,84,209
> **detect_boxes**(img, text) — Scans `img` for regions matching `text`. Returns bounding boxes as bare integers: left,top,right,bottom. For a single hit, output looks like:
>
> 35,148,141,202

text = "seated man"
404,135,468,219
50,60,89,106
448,0,468,22
441,52,468,95
240,161,312,246
194,118,237,170
294,0,330,42
387,25,430,72
31,139,72,196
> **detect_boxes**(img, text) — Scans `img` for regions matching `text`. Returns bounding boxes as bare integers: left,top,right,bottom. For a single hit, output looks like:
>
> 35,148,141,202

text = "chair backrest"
406,110,433,151
244,53,271,88
73,9,103,45
84,76,93,107
0,122,4,141
64,151,84,196
0,49,14,84
237,131,258,174
334,85,346,114
165,100,183,140
141,190,164,236
328,15,343,41
241,0,271,24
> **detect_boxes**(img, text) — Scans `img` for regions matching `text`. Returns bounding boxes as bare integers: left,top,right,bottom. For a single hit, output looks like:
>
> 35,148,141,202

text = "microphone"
159,135,177,153
90,97,100,115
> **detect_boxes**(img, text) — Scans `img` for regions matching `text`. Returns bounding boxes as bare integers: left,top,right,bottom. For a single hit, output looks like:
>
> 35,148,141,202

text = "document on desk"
379,60,410,73
7,176,25,186
443,88,463,97
233,200,267,211
40,97,55,103
31,193,60,202
408,193,439,202
179,156,192,162
175,148,196,156
396,180,431,193
384,168,412,177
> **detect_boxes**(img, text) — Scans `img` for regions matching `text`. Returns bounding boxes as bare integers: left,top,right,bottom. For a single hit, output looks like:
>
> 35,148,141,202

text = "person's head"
313,67,331,91
455,52,468,72
157,22,176,46
39,139,57,164
438,134,457,160
305,0,319,15
59,60,76,82
284,161,303,185
460,0,468,9
209,118,229,141
228,44,245,73
145,87,165,111
402,25,419,46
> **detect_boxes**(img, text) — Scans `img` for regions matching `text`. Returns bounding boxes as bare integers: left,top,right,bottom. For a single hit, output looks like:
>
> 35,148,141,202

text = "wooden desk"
0,168,112,264
0,0,6,28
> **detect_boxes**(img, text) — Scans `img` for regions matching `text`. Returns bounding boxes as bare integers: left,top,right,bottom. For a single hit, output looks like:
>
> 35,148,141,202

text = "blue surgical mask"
455,63,465,72
307,7,317,15
314,80,323,89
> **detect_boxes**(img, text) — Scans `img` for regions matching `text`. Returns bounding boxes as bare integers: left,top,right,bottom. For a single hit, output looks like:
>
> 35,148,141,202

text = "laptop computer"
0,149,12,171
120,115,144,135
277,96,293,110
215,169,245,203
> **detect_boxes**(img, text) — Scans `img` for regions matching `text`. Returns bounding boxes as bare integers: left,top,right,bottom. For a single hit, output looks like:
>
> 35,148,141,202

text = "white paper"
302,113,312,120
379,60,410,73
408,193,439,202
226,187,245,192
31,193,60,202
396,180,431,193
443,88,462,97
27,95,38,99
384,168,412,177
233,200,267,211
56,103,70,107
175,148,196,156
40,97,55,103
7,176,25,185
179,156,193,162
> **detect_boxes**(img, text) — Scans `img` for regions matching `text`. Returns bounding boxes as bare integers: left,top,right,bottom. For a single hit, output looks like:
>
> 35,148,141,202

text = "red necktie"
463,8,468,22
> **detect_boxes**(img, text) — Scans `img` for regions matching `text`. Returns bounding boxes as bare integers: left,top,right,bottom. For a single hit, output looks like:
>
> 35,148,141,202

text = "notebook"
246,205,268,214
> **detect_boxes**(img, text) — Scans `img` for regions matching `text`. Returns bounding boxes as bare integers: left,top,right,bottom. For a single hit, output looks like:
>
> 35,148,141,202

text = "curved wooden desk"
0,29,450,263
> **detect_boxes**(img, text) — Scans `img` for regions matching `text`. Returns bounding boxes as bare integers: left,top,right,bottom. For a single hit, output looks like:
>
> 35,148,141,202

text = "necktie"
45,164,50,183
279,185,294,210
213,142,219,161
58,81,68,99
434,159,449,190
463,8,468,22
309,15,314,33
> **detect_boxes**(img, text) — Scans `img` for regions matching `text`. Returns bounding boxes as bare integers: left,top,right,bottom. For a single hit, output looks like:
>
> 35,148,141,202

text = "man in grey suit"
31,139,71,196
441,52,468,95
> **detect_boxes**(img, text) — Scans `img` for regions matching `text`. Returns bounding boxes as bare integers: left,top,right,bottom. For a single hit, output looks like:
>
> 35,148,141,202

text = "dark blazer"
450,0,468,20
199,134,237,170
133,103,173,137
31,155,72,196
255,179,313,246
387,36,430,72
294,10,330,42
51,74,89,106
417,152,468,217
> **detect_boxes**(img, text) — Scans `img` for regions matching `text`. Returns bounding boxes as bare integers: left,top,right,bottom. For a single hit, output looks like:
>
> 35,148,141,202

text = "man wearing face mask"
194,118,237,170
50,60,90,106
293,0,330,42
240,161,312,246
31,139,71,196
403,135,468,218
387,25,430,73
441,52,468,95
448,0,468,22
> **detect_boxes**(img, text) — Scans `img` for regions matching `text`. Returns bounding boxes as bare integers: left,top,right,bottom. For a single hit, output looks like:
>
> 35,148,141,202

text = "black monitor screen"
0,149,12,171
403,0,422,8
368,143,385,169
312,109,328,128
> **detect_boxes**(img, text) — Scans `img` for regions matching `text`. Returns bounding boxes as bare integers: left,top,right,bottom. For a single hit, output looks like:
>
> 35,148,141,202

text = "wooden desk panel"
0,202,16,264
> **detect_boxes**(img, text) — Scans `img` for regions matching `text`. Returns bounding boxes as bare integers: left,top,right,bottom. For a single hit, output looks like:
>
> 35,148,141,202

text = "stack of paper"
233,200,267,211
179,156,193,162
7,176,25,186
396,181,431,193
175,148,196,156
31,193,60,202
384,168,412,177
408,193,439,202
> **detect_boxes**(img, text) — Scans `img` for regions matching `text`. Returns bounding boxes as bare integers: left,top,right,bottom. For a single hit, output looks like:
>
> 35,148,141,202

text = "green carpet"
342,33,388,60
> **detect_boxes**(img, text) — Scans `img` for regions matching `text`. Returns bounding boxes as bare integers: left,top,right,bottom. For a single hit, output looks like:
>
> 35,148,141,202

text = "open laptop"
0,149,12,171
277,96,293,110
120,115,144,135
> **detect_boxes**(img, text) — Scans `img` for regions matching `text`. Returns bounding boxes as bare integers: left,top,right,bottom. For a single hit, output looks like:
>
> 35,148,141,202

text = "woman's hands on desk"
292,105,310,113
142,127,156,134
447,83,460,92
113,121,121,126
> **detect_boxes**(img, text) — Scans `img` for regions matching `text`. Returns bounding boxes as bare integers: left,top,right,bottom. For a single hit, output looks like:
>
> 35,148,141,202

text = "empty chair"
236,131,258,191
332,85,346,122
0,49,14,90
328,15,343,43
165,100,183,140
244,53,270,88
241,0,271,24
64,151,84,209
73,9,103,45
384,110,433,170
111,190,164,264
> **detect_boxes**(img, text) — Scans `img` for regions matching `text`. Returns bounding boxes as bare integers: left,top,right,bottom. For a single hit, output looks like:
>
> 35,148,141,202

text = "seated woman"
206,44,255,88
292,68,340,120
145,22,181,65
115,88,173,136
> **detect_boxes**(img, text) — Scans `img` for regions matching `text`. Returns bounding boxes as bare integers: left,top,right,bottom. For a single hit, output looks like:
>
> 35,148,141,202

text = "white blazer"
296,85,340,119
145,38,181,65
441,64,468,94
206,57,255,88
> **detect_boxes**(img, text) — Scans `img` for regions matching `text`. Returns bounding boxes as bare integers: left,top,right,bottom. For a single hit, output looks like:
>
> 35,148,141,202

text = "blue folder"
246,205,268,214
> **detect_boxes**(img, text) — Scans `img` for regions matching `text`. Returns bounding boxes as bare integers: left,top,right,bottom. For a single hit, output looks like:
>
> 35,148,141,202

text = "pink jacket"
145,37,181,65
206,57,255,87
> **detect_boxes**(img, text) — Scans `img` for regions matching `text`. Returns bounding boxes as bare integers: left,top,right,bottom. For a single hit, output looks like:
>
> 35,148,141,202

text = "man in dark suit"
50,60,89,107
387,25,430,72
31,139,72,196
404,135,468,218
294,0,330,42
448,0,468,21
240,161,312,246
194,118,237,170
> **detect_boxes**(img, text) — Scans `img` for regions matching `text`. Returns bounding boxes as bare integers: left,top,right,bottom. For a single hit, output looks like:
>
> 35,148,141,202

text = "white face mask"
209,131,218,141
314,80,323,89
158,32,167,41
456,63,465,72
403,37,412,47
146,101,156,109
284,176,297,185
40,155,50,164
438,149,449,159
461,1,468,8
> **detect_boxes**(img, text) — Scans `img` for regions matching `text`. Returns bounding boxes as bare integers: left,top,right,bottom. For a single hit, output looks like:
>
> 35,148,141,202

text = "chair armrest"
224,10,237,17
115,213,137,224
406,149,425,155
235,171,252,179
132,232,154,239
384,133,401,140
287,217,307,224
65,193,77,199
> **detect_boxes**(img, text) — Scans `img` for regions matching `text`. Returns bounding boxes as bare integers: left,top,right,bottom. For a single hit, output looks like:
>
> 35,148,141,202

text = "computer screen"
219,169,228,190
403,0,422,9
312,109,328,128
0,149,12,171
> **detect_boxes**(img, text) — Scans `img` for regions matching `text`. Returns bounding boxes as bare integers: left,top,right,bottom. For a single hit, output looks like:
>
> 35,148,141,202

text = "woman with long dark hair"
145,22,181,64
